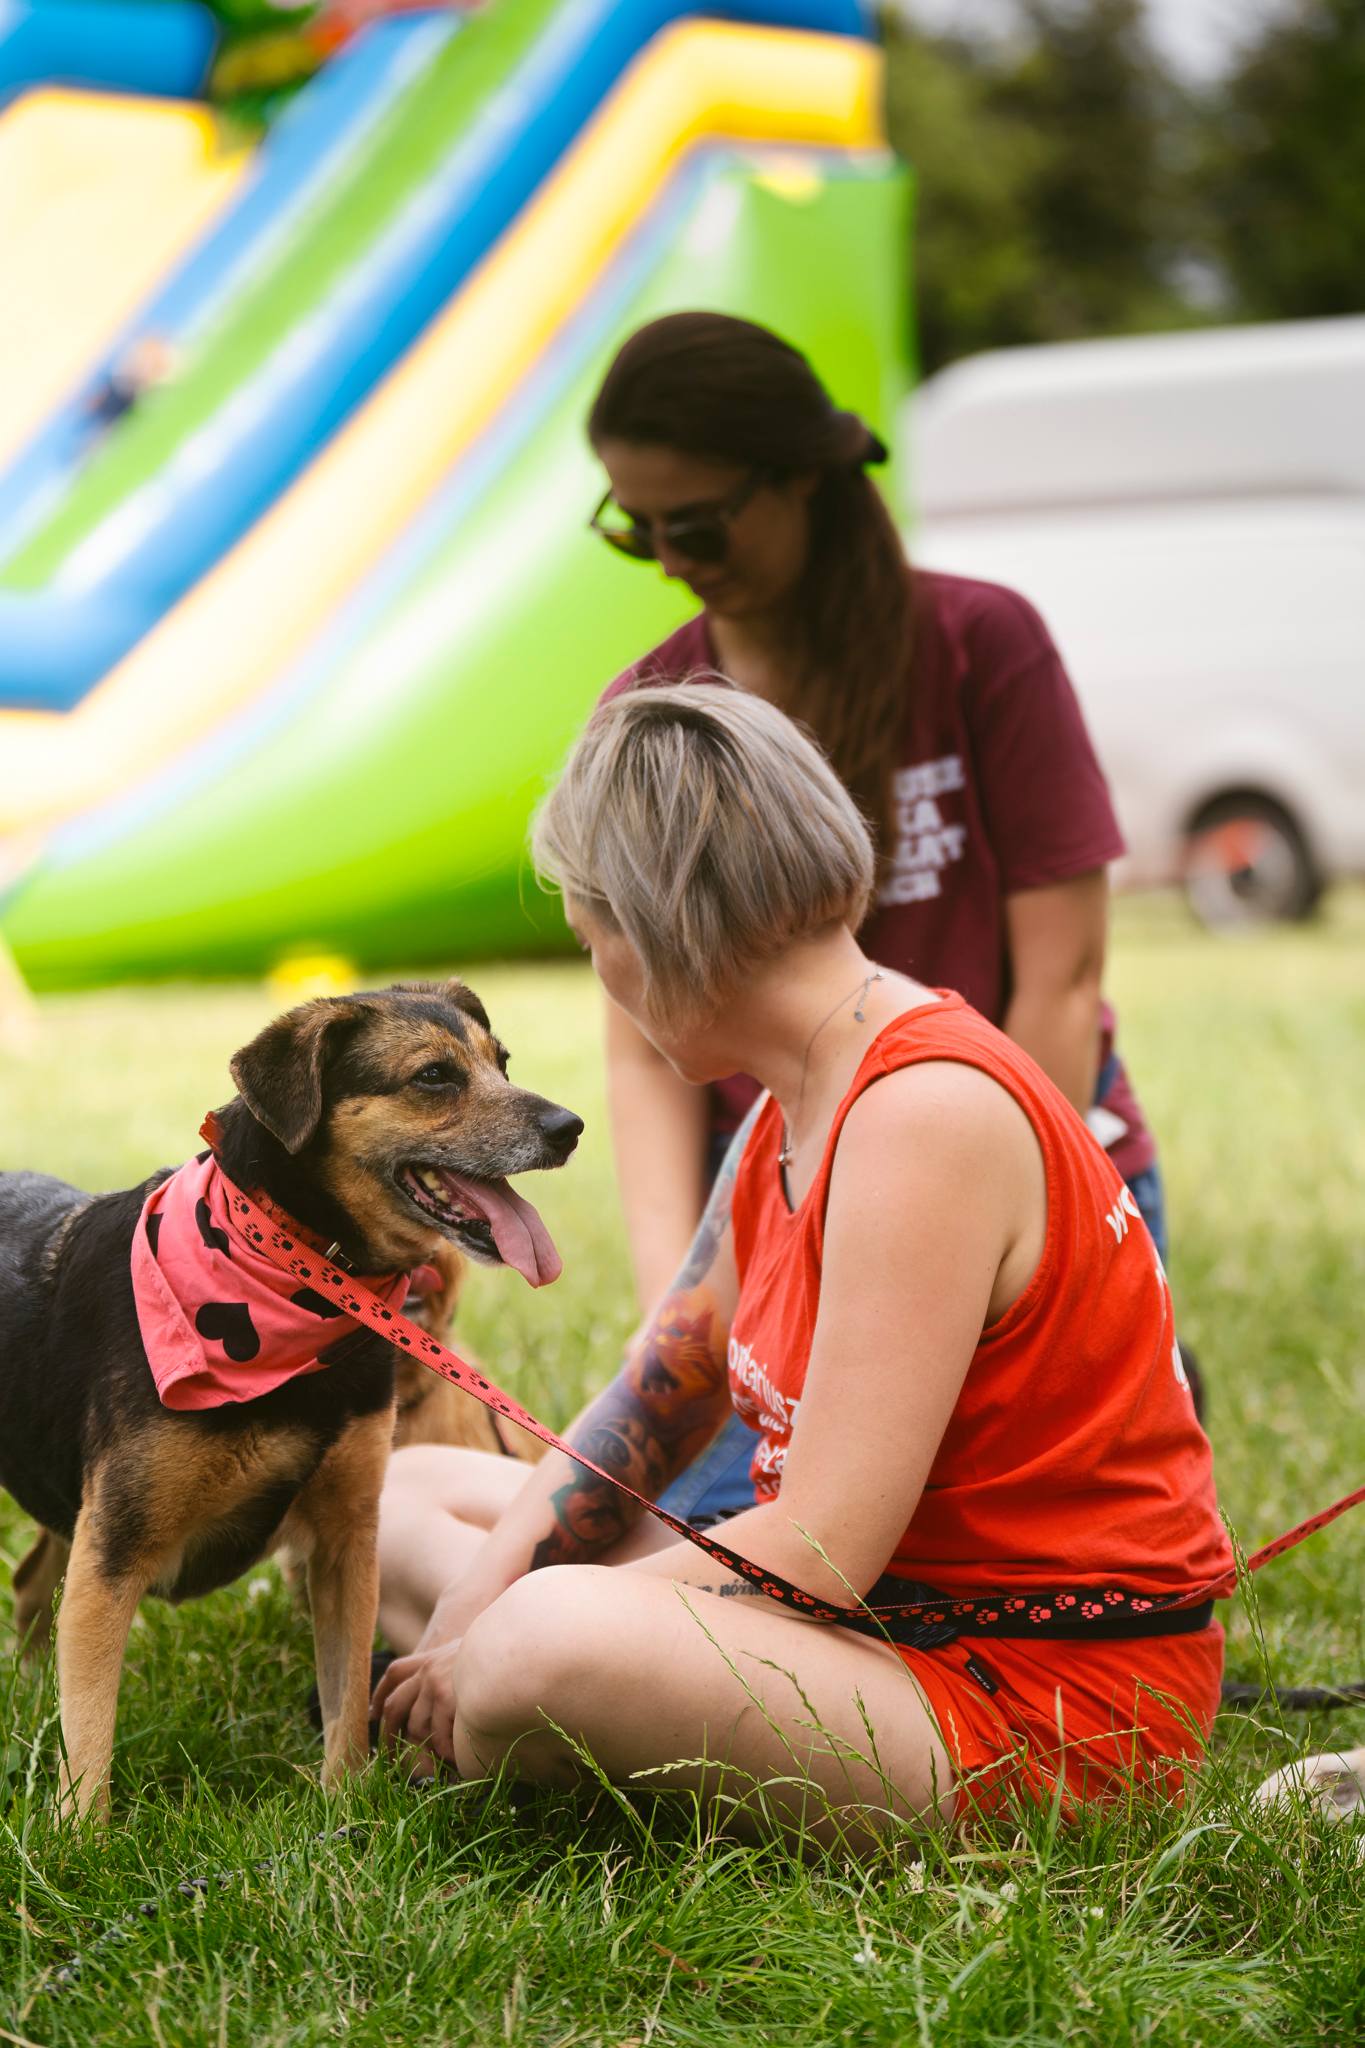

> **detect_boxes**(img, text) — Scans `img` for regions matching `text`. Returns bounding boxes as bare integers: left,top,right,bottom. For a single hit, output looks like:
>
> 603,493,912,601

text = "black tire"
1183,795,1324,931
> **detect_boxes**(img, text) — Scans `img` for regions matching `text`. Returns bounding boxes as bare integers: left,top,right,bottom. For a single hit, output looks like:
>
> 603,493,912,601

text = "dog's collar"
199,1112,363,1275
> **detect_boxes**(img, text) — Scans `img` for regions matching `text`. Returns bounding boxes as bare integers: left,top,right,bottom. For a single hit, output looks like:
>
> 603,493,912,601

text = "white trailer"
909,317,1365,924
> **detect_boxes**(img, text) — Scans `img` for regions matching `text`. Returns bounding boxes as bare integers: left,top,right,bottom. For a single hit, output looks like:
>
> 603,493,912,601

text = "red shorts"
899,1623,1225,1818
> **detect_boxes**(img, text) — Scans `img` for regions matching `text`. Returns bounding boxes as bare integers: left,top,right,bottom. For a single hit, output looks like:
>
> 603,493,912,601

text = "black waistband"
858,1576,1215,1650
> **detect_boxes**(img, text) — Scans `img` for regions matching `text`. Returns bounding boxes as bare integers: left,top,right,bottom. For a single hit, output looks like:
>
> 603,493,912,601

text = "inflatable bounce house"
0,0,909,986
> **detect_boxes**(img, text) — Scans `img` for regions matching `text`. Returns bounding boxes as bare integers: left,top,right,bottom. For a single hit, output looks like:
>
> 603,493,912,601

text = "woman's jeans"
655,1083,1171,1531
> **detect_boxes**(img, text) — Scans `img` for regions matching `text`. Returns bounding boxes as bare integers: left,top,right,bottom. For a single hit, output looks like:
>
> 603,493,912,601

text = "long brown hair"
588,311,912,853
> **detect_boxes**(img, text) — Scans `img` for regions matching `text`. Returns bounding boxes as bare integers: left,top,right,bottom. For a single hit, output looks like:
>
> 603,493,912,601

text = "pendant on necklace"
779,968,883,1174
853,967,884,1023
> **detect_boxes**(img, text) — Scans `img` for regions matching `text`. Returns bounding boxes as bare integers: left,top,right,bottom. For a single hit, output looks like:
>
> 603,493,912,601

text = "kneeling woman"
374,685,1231,1836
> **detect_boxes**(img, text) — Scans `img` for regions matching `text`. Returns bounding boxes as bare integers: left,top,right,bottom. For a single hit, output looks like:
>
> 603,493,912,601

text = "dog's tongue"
435,1169,561,1287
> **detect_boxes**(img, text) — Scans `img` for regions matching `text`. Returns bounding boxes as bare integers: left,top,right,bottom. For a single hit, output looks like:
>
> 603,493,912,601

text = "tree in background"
886,0,1365,374
883,20,1048,372
1198,0,1365,322
885,0,1195,372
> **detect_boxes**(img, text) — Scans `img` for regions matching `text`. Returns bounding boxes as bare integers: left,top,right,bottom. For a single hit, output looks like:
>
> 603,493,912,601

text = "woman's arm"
605,997,711,1311
624,1061,1036,1605
409,1108,754,1651
955,587,1122,1114
1003,869,1108,1115
374,1116,756,1750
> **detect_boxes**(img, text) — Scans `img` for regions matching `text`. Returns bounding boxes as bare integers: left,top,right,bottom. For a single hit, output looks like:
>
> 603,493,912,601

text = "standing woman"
587,312,1188,1522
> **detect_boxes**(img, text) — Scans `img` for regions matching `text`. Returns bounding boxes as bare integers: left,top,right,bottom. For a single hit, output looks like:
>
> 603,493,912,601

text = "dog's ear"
441,978,491,1035
229,1000,364,1154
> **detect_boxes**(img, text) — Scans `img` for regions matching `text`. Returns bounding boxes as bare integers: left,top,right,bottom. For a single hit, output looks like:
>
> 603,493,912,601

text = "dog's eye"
495,1043,510,1076
411,1062,460,1090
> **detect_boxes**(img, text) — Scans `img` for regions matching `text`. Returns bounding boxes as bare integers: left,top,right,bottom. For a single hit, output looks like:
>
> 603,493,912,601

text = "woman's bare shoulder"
836,1055,1038,1188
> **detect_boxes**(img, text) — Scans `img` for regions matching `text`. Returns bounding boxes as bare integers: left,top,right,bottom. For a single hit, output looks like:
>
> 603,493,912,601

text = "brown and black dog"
0,979,580,1819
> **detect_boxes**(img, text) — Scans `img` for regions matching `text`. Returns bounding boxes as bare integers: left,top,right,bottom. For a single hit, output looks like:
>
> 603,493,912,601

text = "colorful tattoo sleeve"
529,1103,761,1573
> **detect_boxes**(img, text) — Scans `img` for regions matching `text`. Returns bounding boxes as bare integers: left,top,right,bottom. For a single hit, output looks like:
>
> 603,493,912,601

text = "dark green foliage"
886,0,1198,372
1196,0,1365,321
885,0,1365,372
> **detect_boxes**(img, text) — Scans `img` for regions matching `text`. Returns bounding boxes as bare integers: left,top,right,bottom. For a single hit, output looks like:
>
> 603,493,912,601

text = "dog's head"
227,979,581,1284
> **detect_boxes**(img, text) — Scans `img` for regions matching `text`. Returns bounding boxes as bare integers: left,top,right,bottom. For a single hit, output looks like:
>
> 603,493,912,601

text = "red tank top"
728,994,1233,1601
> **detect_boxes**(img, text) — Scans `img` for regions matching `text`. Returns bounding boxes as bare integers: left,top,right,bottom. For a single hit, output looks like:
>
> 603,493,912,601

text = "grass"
1,891,1362,2045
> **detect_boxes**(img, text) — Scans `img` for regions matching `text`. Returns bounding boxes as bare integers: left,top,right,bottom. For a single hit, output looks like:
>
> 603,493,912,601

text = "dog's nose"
538,1105,584,1159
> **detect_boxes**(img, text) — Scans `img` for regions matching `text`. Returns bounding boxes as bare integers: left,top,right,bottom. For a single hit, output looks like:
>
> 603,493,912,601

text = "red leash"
223,1175,1363,1647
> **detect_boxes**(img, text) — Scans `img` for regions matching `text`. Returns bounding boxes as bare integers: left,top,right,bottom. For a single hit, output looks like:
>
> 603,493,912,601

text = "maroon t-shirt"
601,569,1154,1180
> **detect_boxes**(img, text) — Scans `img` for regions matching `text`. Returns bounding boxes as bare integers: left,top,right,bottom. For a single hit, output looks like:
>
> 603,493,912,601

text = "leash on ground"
36,1825,364,1997
1221,1678,1365,1711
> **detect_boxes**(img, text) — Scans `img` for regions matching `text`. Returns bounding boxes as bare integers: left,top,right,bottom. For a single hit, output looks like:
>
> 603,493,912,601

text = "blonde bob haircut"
532,680,876,1024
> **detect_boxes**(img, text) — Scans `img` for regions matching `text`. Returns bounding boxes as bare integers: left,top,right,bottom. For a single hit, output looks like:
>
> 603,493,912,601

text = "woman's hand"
372,1642,461,1771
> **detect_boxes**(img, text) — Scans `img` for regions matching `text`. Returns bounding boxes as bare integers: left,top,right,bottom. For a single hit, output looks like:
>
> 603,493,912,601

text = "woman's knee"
379,1442,511,1536
454,1567,613,1739
380,1444,451,1514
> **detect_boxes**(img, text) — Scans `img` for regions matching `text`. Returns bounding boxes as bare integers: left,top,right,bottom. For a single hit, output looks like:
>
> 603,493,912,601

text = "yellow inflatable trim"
0,22,882,834
0,90,245,476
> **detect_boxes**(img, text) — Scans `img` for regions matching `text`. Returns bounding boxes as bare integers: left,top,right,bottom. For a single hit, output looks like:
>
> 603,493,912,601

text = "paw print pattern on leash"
218,1171,1363,1649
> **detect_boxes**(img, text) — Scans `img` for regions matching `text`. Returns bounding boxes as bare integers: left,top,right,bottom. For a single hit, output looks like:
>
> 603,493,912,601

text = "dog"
0,978,580,1818
389,1254,533,1457
392,1337,539,1456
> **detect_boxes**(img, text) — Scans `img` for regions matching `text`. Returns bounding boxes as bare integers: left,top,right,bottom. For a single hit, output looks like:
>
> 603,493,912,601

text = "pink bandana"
132,1153,415,1411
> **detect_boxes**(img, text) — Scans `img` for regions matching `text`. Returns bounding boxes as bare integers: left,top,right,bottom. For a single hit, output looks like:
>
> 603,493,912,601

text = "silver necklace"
777,968,884,1170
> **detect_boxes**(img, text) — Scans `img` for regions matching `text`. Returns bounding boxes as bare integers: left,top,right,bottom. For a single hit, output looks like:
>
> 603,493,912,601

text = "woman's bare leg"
377,1444,680,1650
376,1446,532,1649
447,1565,957,1846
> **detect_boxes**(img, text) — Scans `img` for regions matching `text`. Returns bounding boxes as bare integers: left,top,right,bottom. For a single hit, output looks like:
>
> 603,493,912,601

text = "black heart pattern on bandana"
195,1197,231,1257
132,1152,412,1410
291,1287,346,1320
193,1301,261,1362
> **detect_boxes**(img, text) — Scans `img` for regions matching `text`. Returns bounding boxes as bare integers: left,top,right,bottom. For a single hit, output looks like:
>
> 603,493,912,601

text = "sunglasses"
588,470,768,566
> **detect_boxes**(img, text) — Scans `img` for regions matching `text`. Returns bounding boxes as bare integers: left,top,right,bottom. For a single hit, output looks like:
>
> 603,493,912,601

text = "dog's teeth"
418,1169,444,1194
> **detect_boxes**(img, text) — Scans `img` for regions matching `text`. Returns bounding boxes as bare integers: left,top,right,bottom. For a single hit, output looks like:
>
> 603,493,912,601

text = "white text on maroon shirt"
879,754,967,907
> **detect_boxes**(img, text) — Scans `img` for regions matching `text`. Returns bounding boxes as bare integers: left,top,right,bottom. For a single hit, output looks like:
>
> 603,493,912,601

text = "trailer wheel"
1183,795,1324,931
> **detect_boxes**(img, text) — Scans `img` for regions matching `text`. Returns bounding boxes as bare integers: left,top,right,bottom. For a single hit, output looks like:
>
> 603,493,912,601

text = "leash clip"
323,1241,355,1272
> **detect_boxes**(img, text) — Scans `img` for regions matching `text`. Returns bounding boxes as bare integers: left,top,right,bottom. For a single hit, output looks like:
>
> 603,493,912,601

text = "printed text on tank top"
726,995,1231,1618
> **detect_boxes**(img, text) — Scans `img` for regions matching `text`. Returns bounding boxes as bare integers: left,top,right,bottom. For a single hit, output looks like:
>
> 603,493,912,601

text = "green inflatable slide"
1,3,910,986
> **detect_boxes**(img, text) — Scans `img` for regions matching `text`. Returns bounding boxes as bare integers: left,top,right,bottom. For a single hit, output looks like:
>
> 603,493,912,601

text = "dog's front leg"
54,1512,143,1822
292,1409,395,1786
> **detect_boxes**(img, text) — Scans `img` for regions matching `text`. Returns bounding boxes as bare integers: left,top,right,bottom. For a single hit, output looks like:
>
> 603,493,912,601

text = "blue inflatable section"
0,0,872,711
0,13,455,558
45,146,735,867
0,0,216,106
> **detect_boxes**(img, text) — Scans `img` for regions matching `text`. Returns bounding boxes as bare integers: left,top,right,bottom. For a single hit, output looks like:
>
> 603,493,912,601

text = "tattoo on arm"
674,1101,758,1291
529,1101,764,1574
528,1309,721,1570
